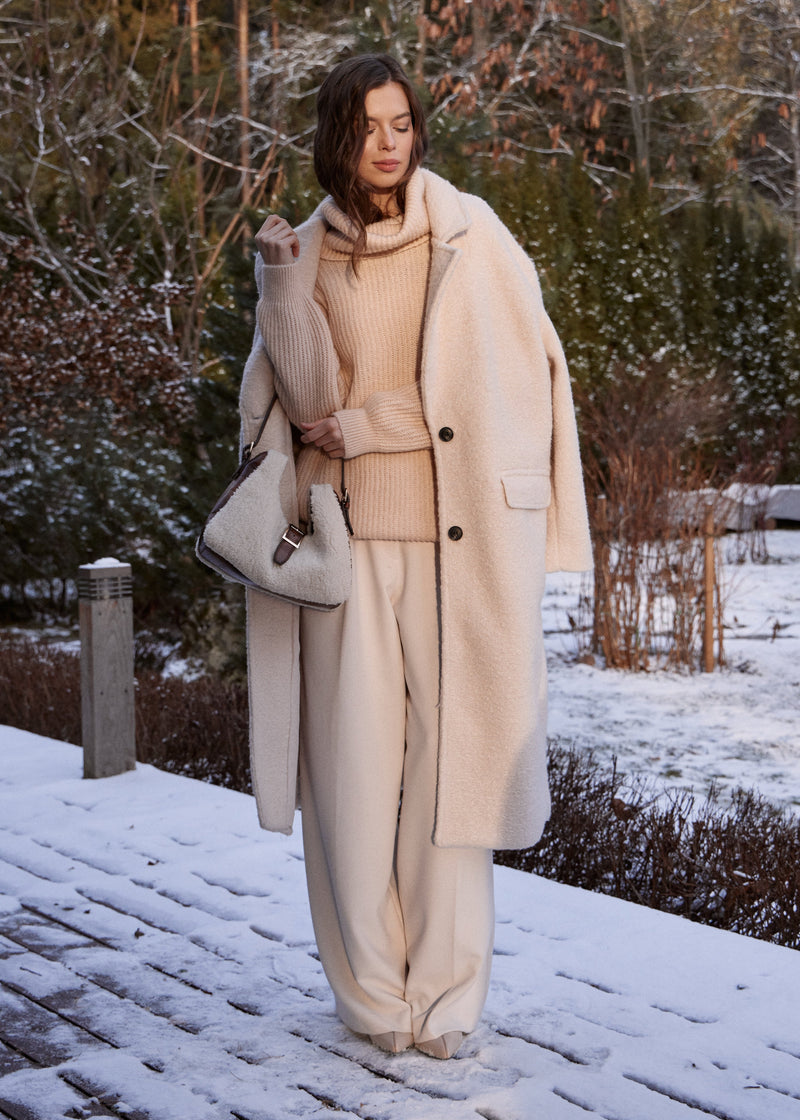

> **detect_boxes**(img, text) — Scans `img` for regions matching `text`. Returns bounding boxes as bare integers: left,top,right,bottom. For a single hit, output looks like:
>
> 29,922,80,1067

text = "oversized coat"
240,168,593,850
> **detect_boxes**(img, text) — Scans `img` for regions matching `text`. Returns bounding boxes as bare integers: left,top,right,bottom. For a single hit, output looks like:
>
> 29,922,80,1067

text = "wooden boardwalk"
1,729,799,1120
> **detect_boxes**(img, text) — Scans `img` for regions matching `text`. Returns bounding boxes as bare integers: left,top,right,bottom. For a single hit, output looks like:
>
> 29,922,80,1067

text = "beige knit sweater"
256,171,436,541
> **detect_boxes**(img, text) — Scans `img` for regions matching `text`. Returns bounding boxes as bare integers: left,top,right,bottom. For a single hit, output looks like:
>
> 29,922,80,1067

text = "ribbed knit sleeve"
270,176,438,541
255,259,343,423
335,384,433,458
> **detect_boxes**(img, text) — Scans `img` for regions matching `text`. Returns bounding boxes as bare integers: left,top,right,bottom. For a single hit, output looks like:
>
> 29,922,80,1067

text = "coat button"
447,525,463,541
438,426,454,442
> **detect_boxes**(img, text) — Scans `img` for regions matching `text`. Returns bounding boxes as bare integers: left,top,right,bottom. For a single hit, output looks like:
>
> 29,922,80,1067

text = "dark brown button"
438,426,454,442
447,526,463,541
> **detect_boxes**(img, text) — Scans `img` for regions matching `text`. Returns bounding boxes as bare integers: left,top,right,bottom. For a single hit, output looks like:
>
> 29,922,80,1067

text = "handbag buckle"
273,523,305,566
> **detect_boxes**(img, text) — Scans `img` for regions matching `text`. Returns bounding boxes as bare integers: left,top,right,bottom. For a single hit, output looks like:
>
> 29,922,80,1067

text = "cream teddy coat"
239,168,592,850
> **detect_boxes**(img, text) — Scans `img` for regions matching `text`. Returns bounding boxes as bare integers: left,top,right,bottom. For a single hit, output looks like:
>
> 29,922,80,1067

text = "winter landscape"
3,3,800,1118
544,529,800,814
1,530,799,1120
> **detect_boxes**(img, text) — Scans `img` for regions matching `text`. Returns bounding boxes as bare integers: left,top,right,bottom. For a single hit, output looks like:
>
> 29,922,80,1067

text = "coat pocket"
501,469,552,509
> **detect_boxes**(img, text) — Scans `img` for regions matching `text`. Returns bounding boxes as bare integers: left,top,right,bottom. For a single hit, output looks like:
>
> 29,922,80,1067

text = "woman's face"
357,82,414,211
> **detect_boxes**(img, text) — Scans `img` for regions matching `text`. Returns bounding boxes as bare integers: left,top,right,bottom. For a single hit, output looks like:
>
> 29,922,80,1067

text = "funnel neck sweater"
256,170,436,541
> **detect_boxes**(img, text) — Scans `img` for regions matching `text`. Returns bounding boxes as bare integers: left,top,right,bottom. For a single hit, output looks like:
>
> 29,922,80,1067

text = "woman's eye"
396,127,410,134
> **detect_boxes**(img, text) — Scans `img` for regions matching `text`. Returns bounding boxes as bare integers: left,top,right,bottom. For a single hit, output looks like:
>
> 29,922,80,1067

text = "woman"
242,54,592,1060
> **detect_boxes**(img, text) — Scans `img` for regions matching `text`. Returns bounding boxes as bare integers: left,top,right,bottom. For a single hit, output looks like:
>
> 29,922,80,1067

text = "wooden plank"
0,982,112,1067
0,1068,119,1120
0,1037,35,1078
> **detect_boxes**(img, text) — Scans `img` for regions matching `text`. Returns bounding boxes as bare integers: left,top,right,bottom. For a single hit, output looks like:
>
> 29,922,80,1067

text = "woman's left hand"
299,417,345,459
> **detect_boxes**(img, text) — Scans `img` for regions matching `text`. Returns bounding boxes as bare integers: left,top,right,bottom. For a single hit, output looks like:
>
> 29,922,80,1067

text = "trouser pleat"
299,540,494,1040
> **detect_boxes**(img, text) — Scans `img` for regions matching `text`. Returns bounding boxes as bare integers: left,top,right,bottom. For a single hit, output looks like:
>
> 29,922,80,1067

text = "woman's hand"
255,214,300,265
299,417,345,459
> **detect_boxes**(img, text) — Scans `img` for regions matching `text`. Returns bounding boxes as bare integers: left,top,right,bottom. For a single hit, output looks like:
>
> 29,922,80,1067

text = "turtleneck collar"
320,168,430,258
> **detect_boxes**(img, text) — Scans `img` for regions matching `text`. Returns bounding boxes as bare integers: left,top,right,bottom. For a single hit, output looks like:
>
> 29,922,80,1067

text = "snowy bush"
2,637,798,949
498,741,800,950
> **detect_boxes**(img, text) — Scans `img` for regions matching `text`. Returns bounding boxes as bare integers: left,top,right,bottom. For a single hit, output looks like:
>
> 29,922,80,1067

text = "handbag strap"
241,394,278,464
339,458,353,535
243,393,354,535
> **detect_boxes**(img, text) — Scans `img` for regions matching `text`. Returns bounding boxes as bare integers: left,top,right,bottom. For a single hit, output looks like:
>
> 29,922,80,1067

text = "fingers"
299,418,345,459
255,214,300,265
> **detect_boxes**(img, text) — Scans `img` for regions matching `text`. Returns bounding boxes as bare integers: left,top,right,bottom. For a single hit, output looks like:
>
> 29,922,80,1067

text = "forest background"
1,0,799,674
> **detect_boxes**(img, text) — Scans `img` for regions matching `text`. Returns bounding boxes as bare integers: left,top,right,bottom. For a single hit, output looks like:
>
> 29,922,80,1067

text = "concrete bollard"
78,558,136,779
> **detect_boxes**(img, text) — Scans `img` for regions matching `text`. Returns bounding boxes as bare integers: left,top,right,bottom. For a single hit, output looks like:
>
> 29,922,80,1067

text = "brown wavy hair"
313,54,429,268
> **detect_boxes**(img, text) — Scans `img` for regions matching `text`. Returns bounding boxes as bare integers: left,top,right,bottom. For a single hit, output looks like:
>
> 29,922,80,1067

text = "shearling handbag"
196,396,353,610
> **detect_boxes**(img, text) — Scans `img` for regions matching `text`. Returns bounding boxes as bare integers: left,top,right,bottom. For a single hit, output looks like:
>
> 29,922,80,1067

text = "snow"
1,532,800,1118
545,529,800,810
1,734,799,1120
80,558,127,569
1,732,800,1118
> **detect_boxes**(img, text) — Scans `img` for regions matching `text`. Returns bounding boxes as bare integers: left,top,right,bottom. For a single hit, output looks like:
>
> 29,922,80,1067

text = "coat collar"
417,168,471,245
300,166,471,249
265,168,470,337
415,170,470,330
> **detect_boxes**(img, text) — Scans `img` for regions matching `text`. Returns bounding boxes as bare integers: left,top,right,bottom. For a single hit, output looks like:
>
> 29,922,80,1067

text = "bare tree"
661,0,800,255
0,0,287,369
733,0,800,267
237,0,252,209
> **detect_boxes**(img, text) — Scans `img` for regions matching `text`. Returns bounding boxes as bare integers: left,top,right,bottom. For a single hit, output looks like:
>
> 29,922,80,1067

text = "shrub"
0,636,250,793
496,741,800,949
0,636,83,745
134,670,250,792
2,637,798,948
578,366,730,671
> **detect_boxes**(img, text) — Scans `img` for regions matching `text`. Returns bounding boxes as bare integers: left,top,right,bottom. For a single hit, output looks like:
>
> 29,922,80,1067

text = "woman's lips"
374,160,400,172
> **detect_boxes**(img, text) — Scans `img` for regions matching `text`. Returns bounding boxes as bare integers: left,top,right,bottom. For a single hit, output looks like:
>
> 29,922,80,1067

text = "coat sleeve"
470,197,593,573
541,310,594,573
238,274,303,836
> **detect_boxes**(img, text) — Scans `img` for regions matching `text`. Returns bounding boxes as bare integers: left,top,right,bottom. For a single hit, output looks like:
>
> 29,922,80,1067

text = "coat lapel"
419,170,472,394
425,240,460,323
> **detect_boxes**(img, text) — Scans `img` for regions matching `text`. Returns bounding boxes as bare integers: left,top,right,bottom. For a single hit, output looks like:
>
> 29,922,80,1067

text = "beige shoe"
370,1031,414,1054
415,1031,465,1060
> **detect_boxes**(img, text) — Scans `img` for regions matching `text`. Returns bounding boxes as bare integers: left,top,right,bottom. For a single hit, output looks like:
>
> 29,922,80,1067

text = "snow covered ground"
1,530,799,1118
544,529,800,811
1,729,799,1120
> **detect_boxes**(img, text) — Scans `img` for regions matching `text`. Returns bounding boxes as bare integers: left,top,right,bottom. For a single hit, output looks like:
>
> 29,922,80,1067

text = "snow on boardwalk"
1,728,798,1120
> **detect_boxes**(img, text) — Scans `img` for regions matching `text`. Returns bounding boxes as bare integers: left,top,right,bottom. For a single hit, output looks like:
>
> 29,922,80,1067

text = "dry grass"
577,366,782,672
579,367,730,671
0,636,83,745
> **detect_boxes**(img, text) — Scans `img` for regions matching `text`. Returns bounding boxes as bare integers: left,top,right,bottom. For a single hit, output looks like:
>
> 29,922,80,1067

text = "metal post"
78,558,136,778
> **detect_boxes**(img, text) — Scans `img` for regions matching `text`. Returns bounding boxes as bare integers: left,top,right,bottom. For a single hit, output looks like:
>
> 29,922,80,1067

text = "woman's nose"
380,128,396,150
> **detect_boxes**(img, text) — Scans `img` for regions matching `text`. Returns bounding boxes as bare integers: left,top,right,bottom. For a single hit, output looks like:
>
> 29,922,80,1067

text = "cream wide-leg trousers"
298,539,495,1044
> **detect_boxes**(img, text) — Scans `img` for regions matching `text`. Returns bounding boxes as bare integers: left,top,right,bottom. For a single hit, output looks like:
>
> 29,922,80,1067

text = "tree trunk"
618,0,648,178
170,0,181,118
791,89,800,271
188,0,205,237
237,0,251,209
414,0,427,82
472,0,491,63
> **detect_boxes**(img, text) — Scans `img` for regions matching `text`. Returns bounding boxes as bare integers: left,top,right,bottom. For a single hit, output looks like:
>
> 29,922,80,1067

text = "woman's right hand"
255,214,300,265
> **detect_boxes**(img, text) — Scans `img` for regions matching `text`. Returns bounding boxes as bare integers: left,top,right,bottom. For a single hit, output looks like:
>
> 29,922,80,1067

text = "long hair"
313,54,429,267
